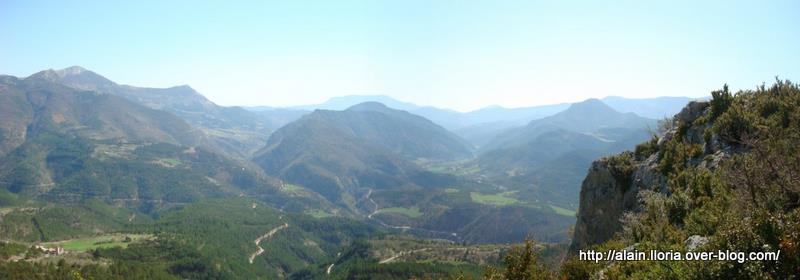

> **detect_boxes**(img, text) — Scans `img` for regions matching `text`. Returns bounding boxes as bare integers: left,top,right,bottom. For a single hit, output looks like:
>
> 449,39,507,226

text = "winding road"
378,248,431,264
248,223,289,264
326,251,342,275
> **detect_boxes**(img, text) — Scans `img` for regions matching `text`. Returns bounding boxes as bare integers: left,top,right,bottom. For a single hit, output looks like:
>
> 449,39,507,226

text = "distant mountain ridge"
253,102,473,209
278,94,691,123
0,74,289,211
601,95,693,119
481,98,656,152
269,94,689,147
0,74,209,157
280,95,571,130
291,95,423,111
474,99,658,207
31,67,692,144
28,66,281,158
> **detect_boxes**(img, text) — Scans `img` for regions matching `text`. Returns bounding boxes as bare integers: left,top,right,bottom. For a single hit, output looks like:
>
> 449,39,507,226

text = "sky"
1,1,798,112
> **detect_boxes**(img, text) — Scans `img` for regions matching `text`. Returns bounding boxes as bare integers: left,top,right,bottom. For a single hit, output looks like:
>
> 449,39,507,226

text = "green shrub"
714,102,760,144
710,84,733,120
607,152,637,191
634,135,659,160
484,239,555,280
593,80,800,278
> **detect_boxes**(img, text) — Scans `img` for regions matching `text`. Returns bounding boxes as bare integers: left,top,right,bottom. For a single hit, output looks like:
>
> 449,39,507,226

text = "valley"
0,67,705,278
2,2,795,278
365,188,460,242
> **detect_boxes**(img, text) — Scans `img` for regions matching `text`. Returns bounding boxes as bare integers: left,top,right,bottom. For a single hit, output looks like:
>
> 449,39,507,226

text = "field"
153,157,182,167
0,189,21,207
548,205,576,217
45,234,152,251
379,207,423,218
415,159,482,176
470,191,519,206
305,209,335,218
161,158,182,166
281,183,303,193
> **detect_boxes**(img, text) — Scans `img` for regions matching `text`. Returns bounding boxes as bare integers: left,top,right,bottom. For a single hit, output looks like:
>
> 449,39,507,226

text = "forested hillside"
253,102,472,210
29,66,281,158
0,198,381,279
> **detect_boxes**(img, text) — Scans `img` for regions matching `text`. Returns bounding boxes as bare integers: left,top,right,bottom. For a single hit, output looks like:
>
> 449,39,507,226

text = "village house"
34,245,65,256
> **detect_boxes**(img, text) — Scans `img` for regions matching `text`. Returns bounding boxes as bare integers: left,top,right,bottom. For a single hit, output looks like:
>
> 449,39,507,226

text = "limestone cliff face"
569,101,724,254
569,153,665,253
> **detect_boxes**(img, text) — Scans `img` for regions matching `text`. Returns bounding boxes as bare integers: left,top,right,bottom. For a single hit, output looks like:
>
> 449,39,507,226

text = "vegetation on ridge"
563,80,800,279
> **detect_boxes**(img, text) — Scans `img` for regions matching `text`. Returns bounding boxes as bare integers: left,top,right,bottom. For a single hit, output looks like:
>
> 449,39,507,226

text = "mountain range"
0,66,690,223
0,66,698,278
0,72,314,213
29,66,690,154
29,66,286,158
250,94,690,148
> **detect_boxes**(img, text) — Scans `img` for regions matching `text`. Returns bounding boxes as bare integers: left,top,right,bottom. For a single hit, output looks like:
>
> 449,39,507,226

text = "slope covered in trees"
253,102,473,209
28,66,280,158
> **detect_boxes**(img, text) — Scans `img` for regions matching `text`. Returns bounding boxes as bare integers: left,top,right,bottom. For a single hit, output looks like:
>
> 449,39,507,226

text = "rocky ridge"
569,100,733,253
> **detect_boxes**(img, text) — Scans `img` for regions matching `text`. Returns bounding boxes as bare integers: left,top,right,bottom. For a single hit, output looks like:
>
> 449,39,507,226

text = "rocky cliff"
569,100,731,254
563,82,800,278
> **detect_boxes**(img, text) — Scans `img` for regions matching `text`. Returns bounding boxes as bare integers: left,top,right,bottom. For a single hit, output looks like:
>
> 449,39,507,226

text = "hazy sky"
2,1,798,111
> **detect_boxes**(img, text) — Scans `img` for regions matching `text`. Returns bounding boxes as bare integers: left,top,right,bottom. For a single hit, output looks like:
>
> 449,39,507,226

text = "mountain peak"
346,101,392,112
573,98,605,106
28,66,116,90
168,84,196,92
55,66,90,77
295,95,420,111
563,98,618,114
34,66,91,79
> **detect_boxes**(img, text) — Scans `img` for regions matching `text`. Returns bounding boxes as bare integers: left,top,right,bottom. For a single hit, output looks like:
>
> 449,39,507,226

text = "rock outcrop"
569,101,727,254
569,153,665,253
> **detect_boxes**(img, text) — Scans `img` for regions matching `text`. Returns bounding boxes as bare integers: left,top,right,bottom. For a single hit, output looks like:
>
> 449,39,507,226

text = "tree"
483,239,554,280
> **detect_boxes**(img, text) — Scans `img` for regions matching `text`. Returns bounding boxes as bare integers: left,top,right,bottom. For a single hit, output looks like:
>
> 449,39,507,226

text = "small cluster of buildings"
34,245,65,256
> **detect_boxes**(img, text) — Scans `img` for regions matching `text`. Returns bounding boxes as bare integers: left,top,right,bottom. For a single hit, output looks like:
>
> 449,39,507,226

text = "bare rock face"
569,101,712,254
631,154,668,195
685,235,709,251
674,101,708,125
569,153,666,253
569,160,628,252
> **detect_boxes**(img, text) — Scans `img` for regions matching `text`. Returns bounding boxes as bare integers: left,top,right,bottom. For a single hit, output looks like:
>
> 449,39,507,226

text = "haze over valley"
0,66,688,276
2,1,798,279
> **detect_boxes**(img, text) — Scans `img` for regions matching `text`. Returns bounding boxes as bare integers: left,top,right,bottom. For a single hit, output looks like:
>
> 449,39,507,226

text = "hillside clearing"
45,234,153,251
378,207,423,218
470,191,518,206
